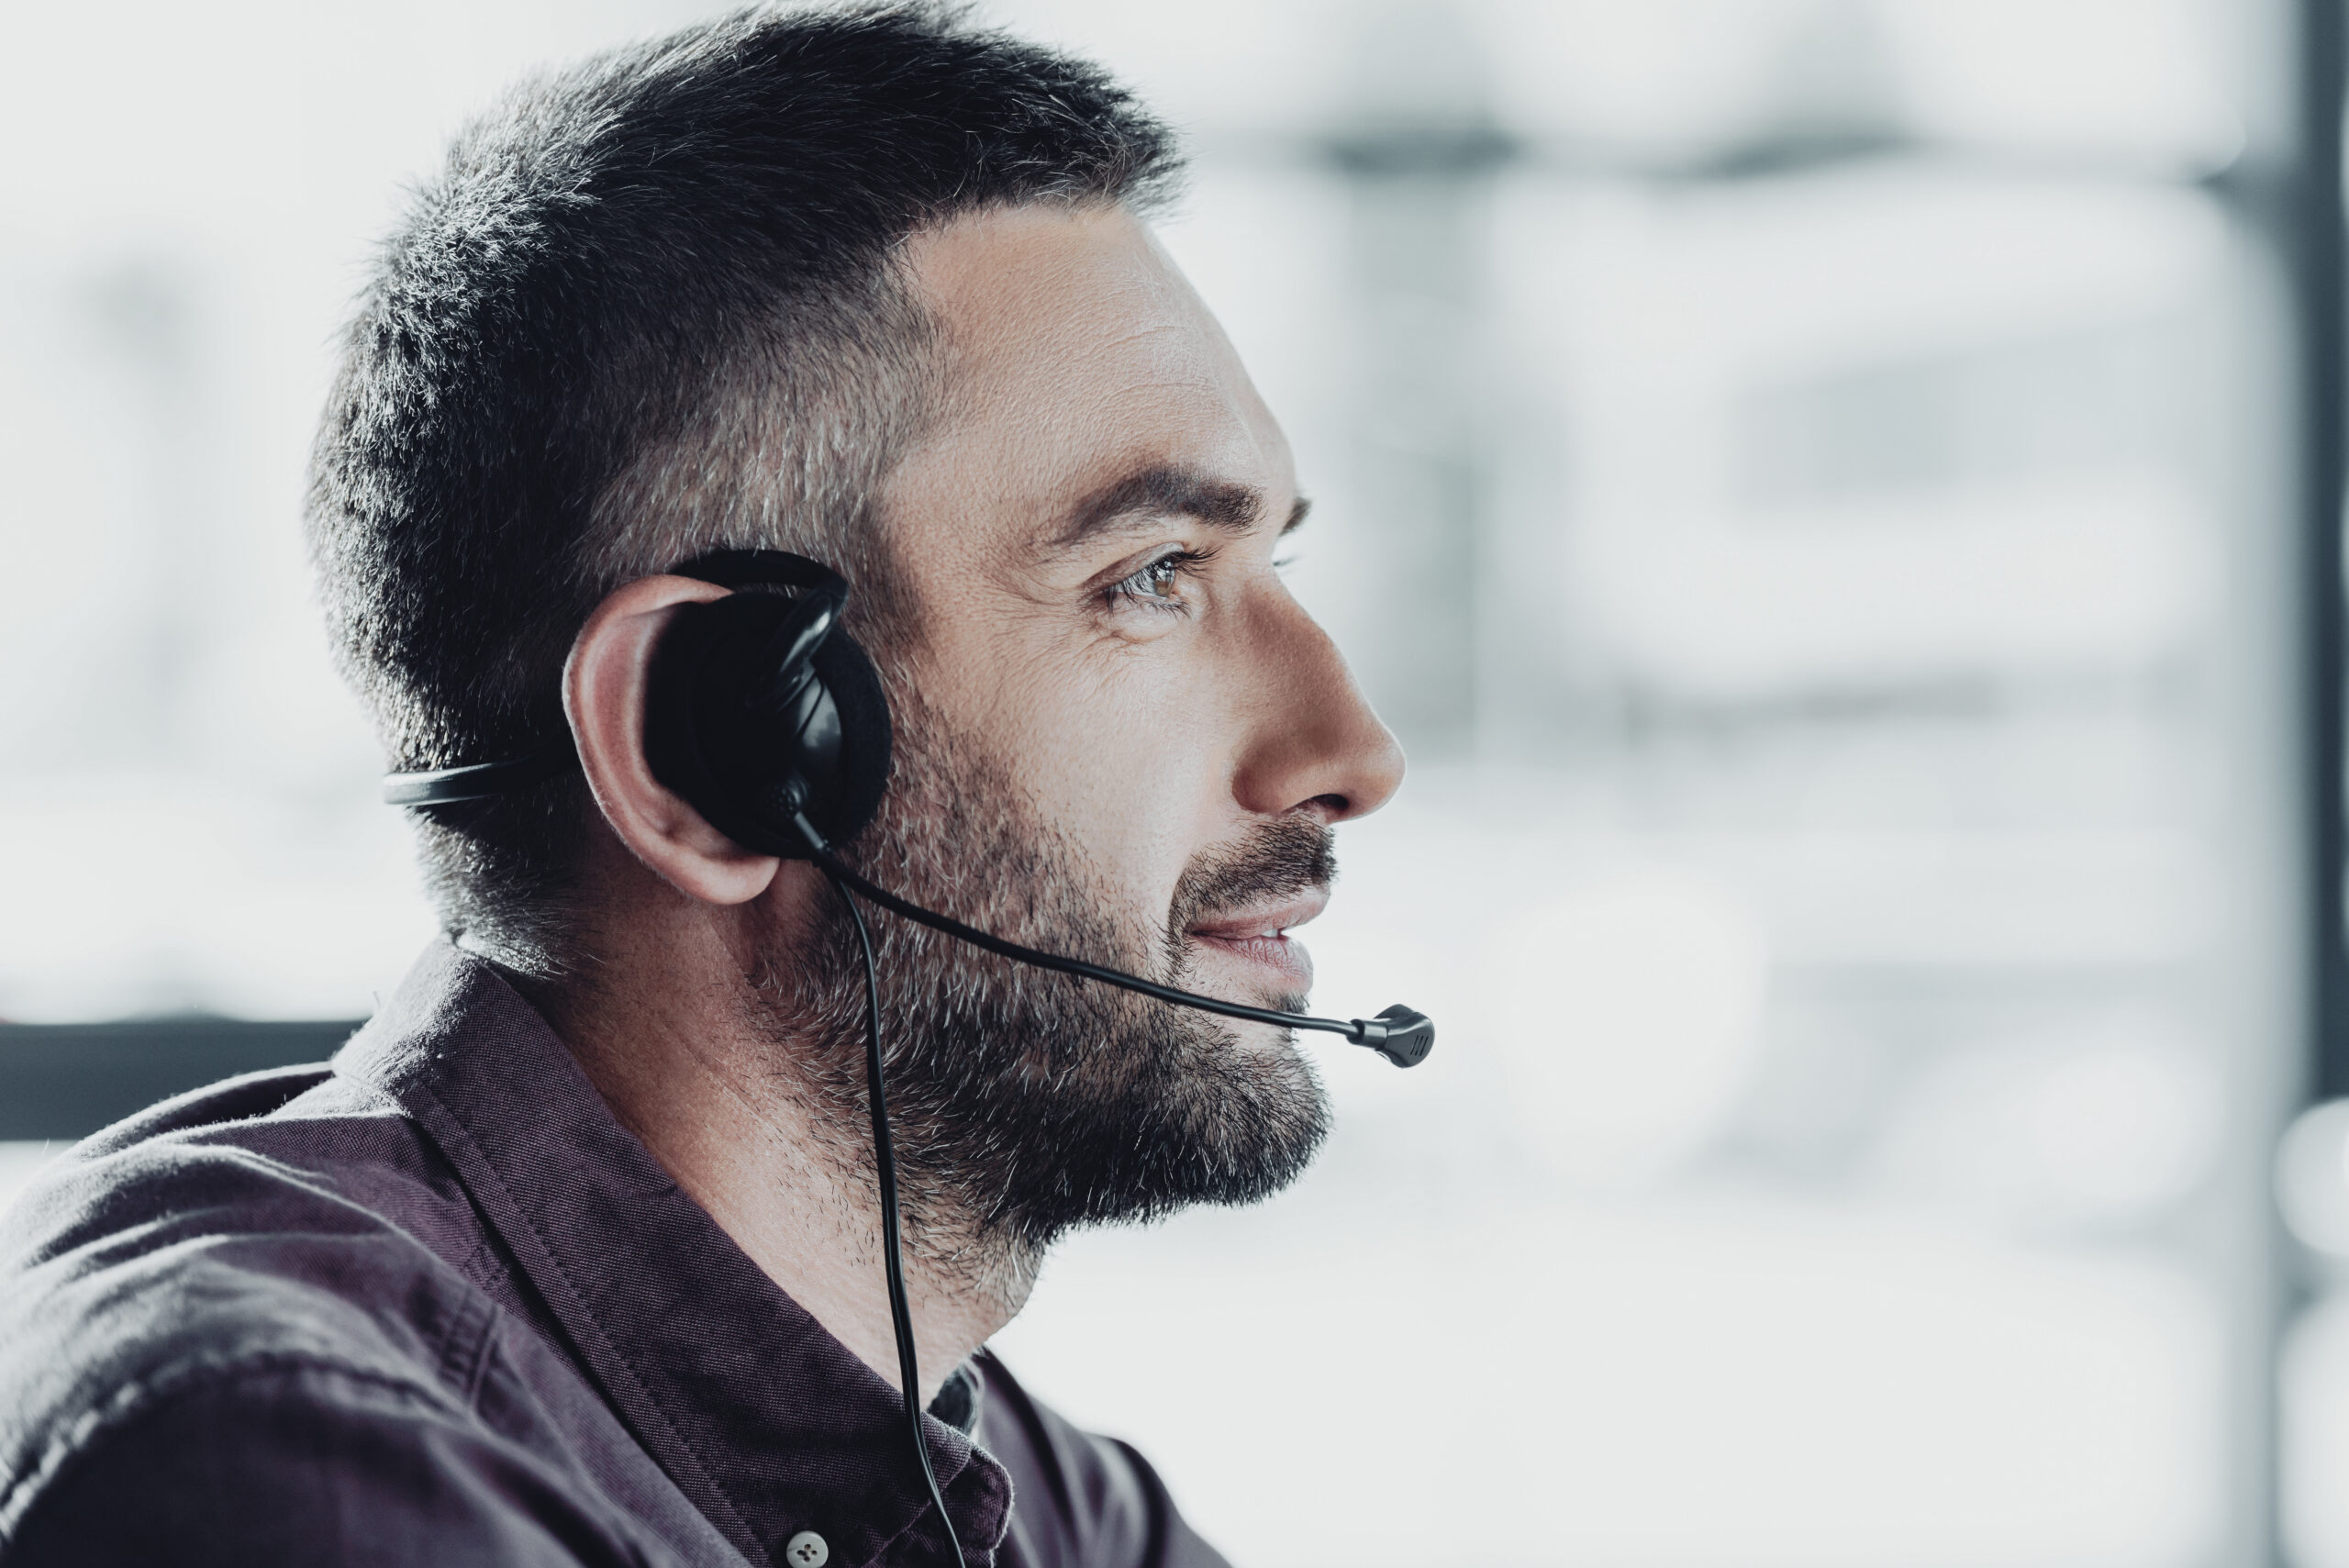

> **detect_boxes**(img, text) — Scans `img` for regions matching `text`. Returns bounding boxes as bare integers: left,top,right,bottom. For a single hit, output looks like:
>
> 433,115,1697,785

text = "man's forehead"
904,202,1194,352
896,202,1298,556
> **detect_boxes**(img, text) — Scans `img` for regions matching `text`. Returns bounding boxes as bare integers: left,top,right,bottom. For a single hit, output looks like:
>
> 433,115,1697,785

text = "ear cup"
801,628,891,848
643,590,894,860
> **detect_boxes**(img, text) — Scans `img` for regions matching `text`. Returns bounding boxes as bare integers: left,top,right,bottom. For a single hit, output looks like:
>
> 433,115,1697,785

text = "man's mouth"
1182,889,1329,995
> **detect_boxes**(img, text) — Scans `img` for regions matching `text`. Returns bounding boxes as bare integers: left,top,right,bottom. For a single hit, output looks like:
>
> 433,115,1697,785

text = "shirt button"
785,1531,829,1567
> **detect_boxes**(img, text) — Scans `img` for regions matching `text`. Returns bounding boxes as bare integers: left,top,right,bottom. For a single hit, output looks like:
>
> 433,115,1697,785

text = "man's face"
883,202,1403,995
757,203,1403,1262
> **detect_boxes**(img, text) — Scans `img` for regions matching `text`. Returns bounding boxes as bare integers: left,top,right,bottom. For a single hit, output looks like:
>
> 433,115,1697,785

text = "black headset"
639,550,894,856
381,550,890,846
382,550,1432,1564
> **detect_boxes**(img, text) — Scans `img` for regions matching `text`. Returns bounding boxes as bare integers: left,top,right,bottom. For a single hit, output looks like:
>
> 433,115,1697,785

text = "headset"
384,550,1433,1564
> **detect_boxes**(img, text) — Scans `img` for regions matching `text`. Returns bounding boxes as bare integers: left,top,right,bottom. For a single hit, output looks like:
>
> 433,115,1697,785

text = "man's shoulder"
0,1064,507,1544
0,1345,663,1568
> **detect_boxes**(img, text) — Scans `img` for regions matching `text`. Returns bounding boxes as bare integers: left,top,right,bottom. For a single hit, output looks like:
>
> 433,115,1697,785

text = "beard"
742,683,1335,1287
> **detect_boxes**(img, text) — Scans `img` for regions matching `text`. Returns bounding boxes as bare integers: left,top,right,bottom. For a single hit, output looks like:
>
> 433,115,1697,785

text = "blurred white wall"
0,4,2320,1566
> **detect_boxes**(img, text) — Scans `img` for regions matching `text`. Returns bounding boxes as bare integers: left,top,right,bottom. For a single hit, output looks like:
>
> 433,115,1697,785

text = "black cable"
820,866,966,1568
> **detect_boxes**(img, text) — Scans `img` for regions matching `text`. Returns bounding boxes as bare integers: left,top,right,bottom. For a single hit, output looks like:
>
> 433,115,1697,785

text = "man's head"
310,2,1181,971
311,5,1403,1264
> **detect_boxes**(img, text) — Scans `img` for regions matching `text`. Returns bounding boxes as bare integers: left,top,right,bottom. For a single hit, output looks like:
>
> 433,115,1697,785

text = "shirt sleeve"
6,1362,644,1568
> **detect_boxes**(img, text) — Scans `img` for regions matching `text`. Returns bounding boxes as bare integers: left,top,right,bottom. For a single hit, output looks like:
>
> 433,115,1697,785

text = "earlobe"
564,574,783,906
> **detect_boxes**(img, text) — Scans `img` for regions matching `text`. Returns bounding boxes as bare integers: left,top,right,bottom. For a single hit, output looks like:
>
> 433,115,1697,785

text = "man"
0,5,1404,1564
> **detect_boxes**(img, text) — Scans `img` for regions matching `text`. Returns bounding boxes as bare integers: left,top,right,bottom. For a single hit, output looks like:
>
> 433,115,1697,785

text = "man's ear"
564,573,781,906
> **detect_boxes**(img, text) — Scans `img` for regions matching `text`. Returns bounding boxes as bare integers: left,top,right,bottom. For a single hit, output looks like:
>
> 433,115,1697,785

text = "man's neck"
519,921,1027,1407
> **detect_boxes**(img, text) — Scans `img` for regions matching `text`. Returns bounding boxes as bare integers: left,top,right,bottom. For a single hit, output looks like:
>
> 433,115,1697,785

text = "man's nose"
1230,590,1407,825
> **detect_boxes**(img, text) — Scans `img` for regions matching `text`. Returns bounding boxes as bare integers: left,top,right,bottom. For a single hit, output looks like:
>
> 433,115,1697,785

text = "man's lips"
1182,889,1330,995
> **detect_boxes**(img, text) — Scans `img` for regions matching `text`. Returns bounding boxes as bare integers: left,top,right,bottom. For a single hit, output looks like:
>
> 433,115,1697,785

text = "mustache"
1166,815,1337,938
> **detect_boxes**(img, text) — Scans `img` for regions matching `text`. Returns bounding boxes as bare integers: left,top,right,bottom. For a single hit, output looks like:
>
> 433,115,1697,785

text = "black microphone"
791,810,1435,1068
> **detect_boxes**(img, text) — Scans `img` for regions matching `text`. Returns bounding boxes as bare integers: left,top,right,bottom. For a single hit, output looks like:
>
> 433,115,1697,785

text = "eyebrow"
1050,464,1312,550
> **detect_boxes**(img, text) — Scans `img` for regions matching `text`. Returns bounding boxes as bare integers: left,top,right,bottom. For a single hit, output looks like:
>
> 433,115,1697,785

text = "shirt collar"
335,940,1013,1568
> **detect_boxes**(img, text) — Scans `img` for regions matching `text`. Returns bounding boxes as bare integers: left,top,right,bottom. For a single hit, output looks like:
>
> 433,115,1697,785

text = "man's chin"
1033,1018,1332,1236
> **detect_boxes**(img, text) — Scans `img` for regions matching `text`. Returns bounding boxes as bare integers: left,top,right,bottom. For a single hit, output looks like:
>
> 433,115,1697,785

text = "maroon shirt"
0,942,1230,1568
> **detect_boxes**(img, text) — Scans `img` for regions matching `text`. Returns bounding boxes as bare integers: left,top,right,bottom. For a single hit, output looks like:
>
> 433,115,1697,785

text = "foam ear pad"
643,592,894,861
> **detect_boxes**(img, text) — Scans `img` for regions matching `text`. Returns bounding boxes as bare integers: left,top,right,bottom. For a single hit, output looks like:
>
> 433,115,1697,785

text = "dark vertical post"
2301,0,2349,1104
2269,6,2349,1558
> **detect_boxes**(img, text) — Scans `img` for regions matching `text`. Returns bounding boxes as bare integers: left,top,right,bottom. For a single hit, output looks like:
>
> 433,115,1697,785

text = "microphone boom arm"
796,815,1433,1068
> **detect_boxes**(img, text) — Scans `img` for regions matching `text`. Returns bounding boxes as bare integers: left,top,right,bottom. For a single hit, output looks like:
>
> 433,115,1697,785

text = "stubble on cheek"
735,646,1334,1268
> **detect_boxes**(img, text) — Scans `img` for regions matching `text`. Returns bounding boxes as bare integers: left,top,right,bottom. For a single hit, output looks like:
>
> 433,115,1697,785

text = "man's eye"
1108,548,1213,613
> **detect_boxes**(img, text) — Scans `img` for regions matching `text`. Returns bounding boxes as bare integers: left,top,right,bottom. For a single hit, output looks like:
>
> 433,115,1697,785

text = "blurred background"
3,0,2345,1563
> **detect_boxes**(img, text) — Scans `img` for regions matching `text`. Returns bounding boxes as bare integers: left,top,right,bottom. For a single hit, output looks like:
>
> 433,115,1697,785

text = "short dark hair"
306,2,1179,974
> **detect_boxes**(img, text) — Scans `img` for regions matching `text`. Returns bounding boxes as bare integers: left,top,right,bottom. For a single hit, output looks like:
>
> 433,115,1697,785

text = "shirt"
0,941,1231,1568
